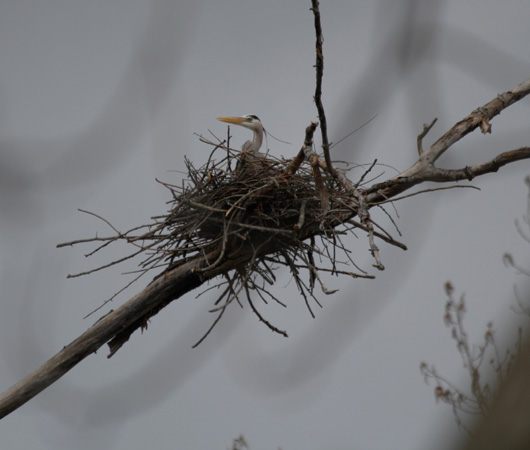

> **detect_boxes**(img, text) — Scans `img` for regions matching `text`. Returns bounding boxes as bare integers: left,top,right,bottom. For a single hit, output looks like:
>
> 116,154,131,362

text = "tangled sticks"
64,122,401,351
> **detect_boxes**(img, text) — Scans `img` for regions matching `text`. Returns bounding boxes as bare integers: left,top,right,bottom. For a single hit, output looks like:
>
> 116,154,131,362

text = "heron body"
217,115,265,158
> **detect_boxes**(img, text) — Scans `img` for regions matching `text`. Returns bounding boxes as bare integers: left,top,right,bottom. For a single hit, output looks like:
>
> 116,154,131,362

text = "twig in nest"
356,191,384,270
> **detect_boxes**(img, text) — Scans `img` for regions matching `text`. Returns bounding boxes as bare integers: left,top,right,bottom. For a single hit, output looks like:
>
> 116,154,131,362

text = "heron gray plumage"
217,115,265,157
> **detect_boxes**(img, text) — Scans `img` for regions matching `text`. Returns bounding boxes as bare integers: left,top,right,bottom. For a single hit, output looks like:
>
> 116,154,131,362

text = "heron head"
217,115,262,132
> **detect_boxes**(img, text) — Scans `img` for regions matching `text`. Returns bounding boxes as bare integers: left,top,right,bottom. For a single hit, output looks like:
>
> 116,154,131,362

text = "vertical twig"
226,126,232,171
311,0,336,177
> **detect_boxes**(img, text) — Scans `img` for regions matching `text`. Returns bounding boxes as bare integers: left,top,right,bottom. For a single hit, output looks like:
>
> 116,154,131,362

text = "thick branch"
0,246,248,419
425,78,530,165
424,147,530,182
363,79,530,203
366,147,530,204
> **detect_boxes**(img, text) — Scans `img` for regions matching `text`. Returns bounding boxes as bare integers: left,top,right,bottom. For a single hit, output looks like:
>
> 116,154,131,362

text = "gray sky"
1,0,529,448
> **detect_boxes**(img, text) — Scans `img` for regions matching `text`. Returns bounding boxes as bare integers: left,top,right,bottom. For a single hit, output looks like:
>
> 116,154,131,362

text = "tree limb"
0,252,206,419
364,78,530,204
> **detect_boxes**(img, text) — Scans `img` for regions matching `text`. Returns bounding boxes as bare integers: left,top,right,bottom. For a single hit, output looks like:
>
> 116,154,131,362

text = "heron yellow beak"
217,116,245,125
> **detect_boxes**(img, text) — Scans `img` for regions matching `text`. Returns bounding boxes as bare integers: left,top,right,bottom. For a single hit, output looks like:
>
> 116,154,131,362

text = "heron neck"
252,129,263,151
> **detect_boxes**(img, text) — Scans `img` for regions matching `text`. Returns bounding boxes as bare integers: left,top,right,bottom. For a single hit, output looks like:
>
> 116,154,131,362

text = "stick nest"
62,141,403,343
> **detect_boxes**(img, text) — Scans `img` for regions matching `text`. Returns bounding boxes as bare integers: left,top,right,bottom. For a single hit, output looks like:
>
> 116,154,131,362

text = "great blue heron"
217,115,265,157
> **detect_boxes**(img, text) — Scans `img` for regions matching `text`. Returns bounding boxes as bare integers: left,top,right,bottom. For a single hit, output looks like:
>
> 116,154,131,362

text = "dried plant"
231,435,250,450
421,181,530,432
421,282,523,432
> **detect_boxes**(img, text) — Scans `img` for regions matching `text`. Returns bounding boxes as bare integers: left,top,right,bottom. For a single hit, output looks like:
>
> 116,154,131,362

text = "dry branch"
365,78,530,203
311,0,335,178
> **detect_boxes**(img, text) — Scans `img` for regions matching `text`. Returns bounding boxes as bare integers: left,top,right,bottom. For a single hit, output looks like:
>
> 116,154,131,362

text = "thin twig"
417,118,438,155
311,0,336,177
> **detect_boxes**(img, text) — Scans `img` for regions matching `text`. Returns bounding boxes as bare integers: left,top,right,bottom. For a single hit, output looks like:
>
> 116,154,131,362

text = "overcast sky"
1,1,529,449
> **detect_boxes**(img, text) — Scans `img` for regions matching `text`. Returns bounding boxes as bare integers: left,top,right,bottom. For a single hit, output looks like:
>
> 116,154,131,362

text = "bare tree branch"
364,78,530,204
0,251,210,419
